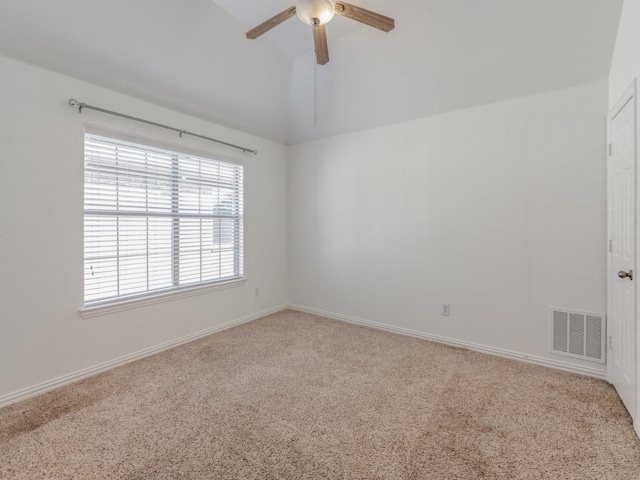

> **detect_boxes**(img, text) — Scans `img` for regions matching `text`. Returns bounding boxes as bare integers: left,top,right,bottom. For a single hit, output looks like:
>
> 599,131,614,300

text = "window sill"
79,278,247,319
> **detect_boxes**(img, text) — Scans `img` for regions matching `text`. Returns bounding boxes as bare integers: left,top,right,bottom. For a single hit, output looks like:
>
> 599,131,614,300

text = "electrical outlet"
254,287,260,298
441,304,450,316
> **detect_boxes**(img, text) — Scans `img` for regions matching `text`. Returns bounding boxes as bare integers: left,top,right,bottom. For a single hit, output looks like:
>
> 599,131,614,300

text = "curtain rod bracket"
67,98,258,155
69,98,84,113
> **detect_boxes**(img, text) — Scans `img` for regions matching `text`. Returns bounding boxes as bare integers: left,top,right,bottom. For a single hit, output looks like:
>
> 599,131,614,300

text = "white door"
609,85,637,420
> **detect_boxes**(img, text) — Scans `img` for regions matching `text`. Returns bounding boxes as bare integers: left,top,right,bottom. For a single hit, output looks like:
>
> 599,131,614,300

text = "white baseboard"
287,304,608,381
0,303,611,411
0,304,287,409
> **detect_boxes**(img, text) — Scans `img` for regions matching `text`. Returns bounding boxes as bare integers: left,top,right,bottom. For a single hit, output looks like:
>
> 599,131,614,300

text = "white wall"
609,0,640,106
289,80,608,373
0,55,288,400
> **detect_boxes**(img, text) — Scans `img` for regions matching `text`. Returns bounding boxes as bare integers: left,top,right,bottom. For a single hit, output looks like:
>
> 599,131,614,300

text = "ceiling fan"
246,0,395,65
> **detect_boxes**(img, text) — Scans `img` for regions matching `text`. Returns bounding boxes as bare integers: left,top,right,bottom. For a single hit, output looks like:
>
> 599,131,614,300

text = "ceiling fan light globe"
296,0,335,25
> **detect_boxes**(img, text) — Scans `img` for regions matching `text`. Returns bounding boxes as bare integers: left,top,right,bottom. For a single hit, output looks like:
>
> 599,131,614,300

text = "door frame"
607,79,639,439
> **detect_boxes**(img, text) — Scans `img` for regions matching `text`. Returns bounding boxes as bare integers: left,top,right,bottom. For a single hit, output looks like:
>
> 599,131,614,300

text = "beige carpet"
1,310,639,479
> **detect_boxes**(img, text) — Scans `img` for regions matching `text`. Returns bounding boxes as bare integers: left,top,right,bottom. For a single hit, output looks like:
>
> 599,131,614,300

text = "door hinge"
609,335,613,349
608,143,613,156
609,239,613,252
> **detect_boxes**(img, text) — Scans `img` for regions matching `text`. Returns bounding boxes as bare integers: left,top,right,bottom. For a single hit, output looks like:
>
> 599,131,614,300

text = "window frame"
80,127,246,318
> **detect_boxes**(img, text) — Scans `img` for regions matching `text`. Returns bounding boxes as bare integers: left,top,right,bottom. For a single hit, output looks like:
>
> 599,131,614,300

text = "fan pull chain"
313,56,318,127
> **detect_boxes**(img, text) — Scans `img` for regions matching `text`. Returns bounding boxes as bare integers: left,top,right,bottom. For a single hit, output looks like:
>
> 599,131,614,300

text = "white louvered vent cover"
550,308,606,364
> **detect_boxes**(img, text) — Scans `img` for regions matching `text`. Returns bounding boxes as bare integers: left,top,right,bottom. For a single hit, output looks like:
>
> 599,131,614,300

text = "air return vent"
550,308,606,364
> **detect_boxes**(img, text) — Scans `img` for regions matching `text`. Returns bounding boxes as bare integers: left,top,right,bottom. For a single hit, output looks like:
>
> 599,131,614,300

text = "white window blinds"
84,133,243,306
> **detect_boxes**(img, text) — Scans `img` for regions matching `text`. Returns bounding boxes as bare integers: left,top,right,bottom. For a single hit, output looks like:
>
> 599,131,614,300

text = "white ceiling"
0,0,624,144
289,0,624,142
0,0,293,142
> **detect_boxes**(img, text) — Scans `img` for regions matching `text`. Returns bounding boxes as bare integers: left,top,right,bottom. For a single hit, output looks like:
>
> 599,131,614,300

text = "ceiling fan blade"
312,23,330,65
334,2,395,33
246,6,297,39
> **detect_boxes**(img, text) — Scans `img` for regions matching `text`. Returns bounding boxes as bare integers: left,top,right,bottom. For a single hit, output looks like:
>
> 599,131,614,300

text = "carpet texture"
1,310,639,479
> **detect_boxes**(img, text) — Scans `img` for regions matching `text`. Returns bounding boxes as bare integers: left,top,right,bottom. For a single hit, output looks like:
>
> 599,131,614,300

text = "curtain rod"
68,99,258,155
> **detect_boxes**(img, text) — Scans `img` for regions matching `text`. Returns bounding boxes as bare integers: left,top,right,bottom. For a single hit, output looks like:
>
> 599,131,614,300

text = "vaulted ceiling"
0,0,624,144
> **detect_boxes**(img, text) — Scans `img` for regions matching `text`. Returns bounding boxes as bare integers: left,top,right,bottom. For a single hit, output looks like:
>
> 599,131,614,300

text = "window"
84,132,243,306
